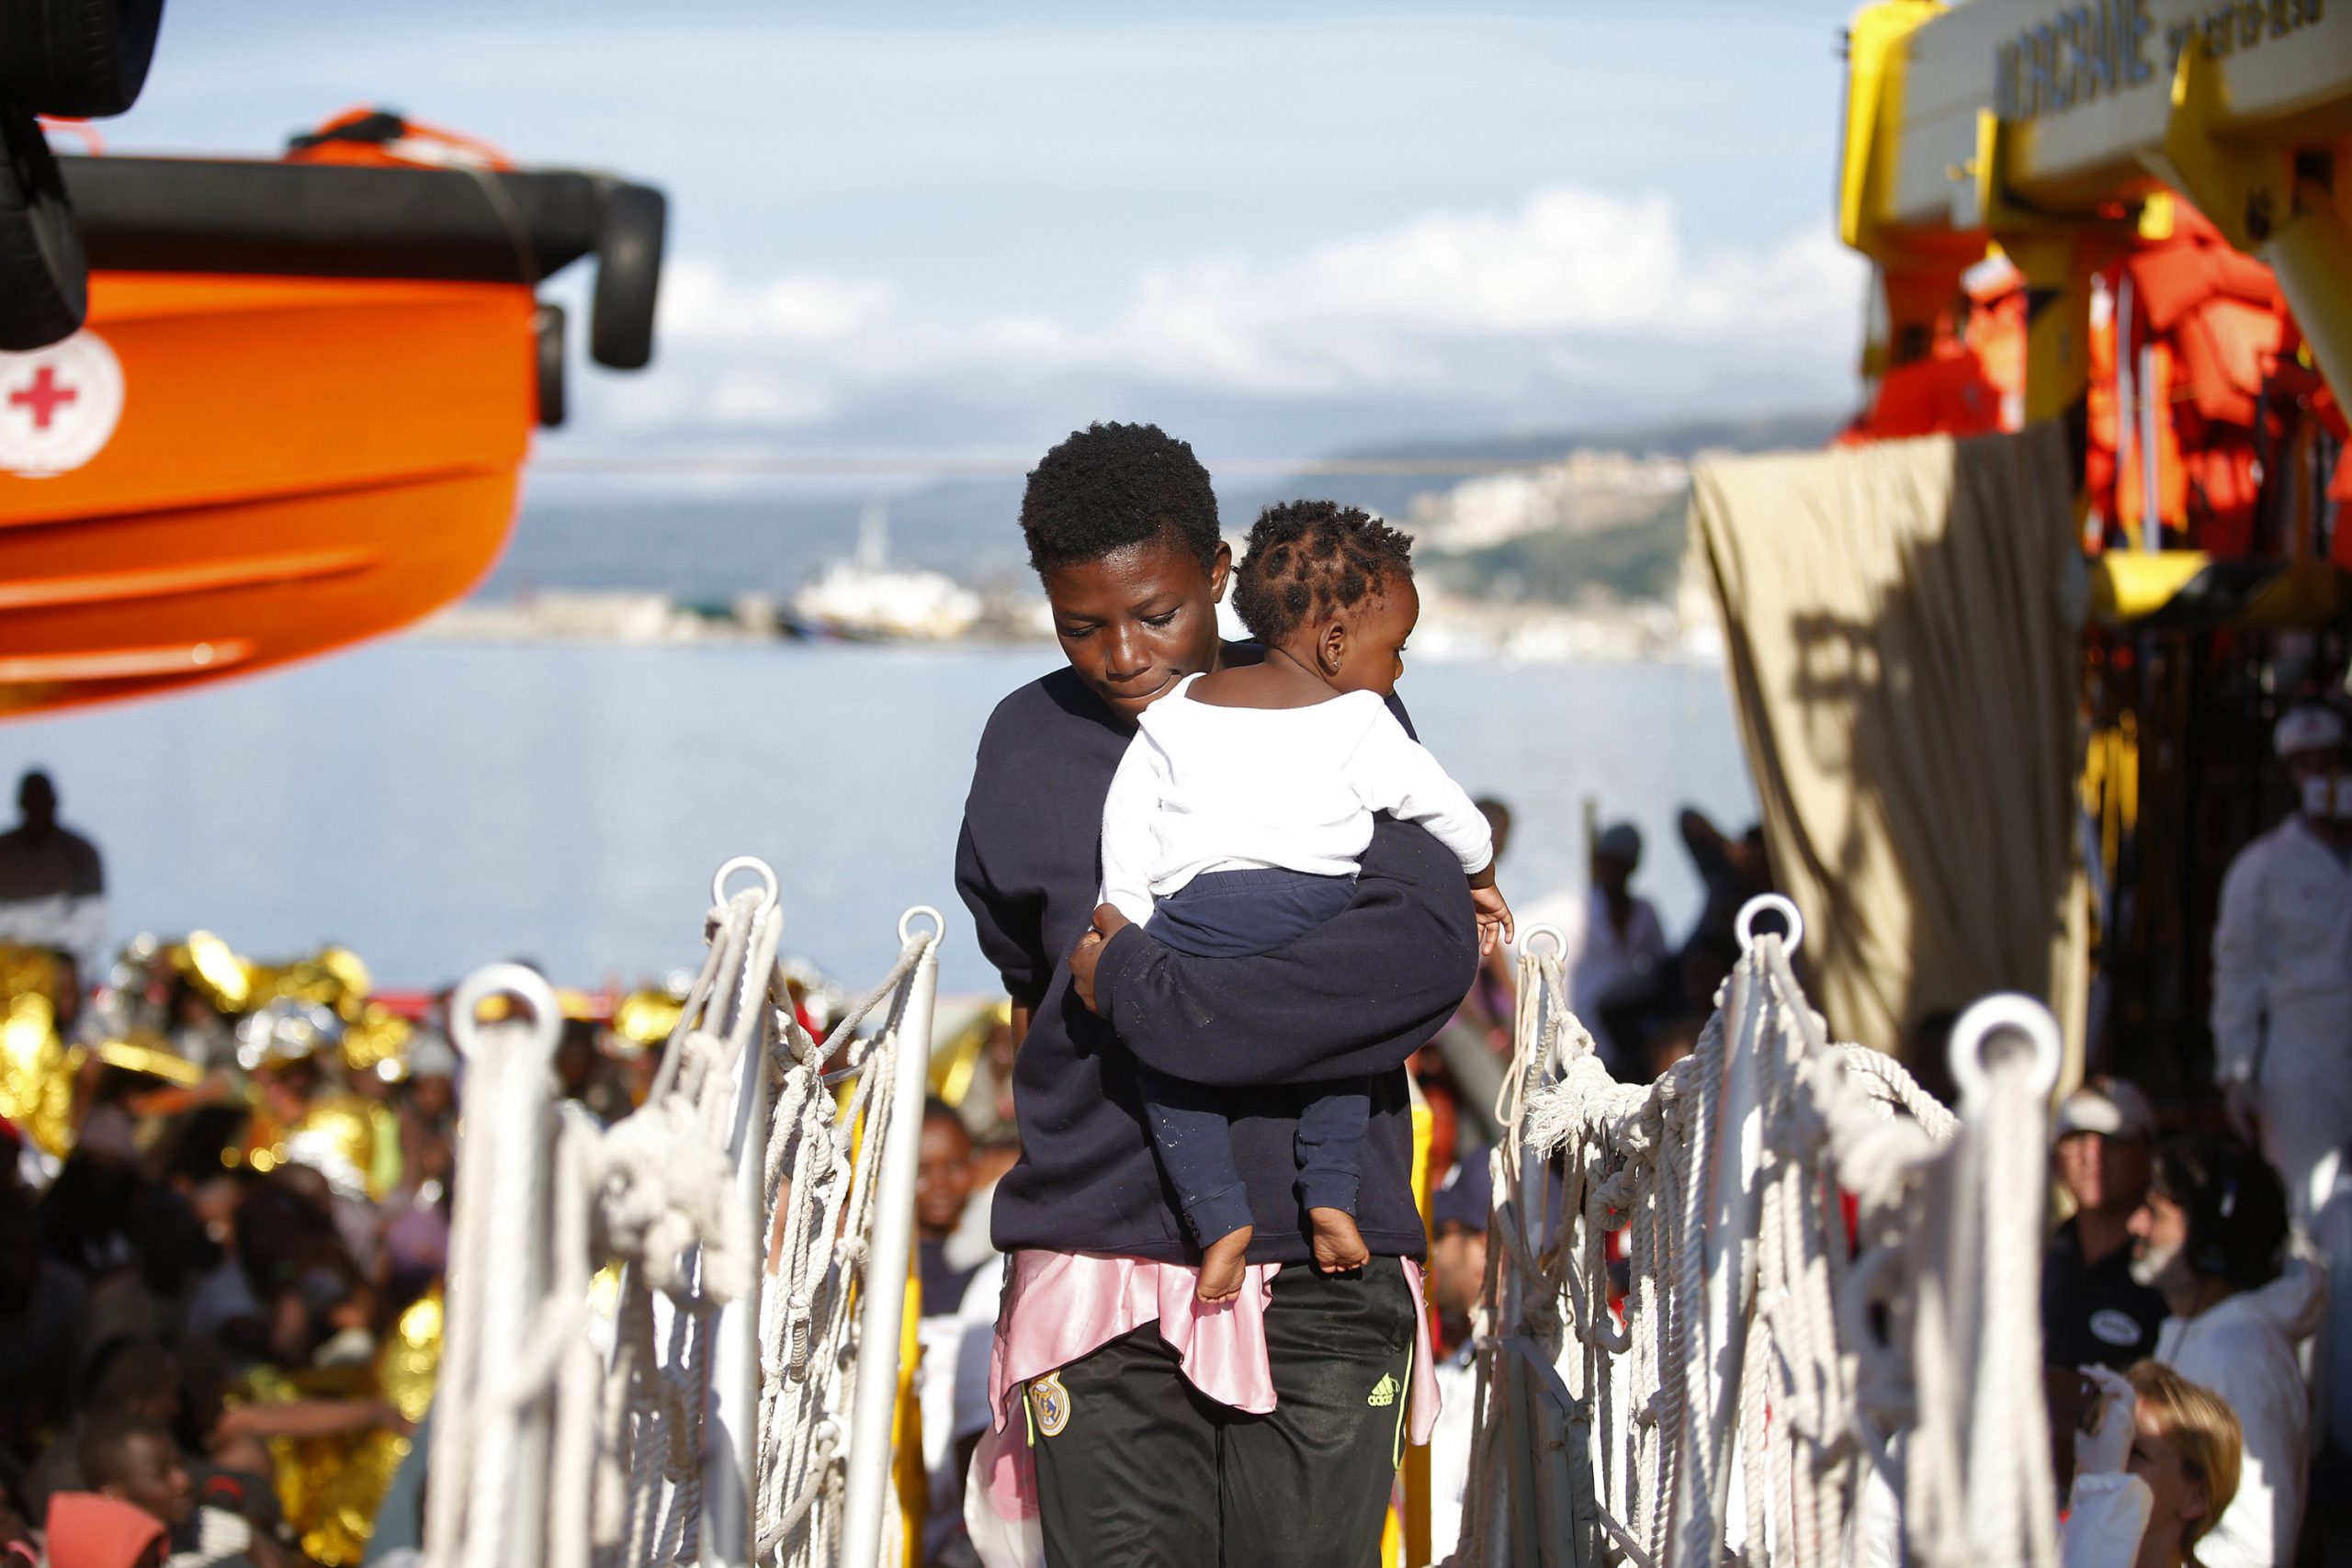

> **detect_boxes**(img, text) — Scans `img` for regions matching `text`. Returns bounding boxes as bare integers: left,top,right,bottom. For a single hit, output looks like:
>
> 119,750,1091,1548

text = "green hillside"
1419,490,1690,606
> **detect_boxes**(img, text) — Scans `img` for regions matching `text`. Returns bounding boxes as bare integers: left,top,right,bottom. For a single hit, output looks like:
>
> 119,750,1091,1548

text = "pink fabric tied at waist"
988,1250,1280,1427
985,1248,1442,1445
974,1250,1444,1542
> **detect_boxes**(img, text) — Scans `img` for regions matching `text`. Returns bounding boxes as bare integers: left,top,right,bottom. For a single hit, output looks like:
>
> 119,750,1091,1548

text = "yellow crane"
1841,0,2349,430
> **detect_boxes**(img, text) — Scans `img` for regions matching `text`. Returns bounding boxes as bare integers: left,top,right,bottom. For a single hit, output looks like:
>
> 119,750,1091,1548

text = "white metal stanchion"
838,906,944,1568
1676,894,1804,1562
701,858,782,1568
441,963,563,1568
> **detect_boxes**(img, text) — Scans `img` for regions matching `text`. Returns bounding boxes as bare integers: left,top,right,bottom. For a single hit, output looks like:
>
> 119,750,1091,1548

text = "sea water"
2,638,1755,995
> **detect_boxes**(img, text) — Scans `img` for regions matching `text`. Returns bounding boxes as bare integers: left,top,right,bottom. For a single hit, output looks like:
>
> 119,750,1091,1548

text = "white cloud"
1096,188,1864,396
587,184,1867,440
703,370,839,427
658,260,898,344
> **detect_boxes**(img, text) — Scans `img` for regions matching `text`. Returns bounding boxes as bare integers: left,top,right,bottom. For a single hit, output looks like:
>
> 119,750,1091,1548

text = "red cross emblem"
1,333,125,477
7,365,78,431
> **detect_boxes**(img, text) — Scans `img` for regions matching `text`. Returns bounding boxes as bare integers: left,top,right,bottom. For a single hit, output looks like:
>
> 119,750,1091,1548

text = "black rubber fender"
1,0,166,118
64,155,606,281
534,300,565,428
0,106,86,351
588,179,662,370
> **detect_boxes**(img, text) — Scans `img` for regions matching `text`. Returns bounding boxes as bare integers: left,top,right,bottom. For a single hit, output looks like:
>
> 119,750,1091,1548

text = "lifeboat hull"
0,271,535,717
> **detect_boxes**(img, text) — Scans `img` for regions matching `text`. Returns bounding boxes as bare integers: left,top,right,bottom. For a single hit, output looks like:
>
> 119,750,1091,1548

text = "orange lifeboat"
0,110,665,719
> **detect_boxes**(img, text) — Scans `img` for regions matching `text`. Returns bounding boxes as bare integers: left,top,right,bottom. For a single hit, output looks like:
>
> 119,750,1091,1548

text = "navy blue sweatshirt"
954,647,1480,1266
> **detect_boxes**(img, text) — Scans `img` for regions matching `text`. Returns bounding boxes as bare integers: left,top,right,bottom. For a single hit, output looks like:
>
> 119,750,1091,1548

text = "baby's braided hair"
1231,500,1416,646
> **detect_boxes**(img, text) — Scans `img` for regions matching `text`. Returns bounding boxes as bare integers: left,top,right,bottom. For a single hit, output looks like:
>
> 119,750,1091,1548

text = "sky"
94,0,1871,461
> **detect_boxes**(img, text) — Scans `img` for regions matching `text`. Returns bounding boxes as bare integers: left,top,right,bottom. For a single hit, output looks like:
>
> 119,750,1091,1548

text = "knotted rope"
1454,899,2061,1568
424,863,942,1568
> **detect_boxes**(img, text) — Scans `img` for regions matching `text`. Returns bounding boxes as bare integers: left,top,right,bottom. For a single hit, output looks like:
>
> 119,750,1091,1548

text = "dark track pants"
1025,1259,1419,1567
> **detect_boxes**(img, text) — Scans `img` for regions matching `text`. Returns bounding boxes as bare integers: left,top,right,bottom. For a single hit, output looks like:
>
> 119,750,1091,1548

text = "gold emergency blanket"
1689,423,2089,1071
231,1293,442,1566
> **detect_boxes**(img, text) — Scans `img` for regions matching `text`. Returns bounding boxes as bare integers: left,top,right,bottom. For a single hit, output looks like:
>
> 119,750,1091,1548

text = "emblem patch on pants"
1032,1371,1072,1437
1366,1373,1398,1408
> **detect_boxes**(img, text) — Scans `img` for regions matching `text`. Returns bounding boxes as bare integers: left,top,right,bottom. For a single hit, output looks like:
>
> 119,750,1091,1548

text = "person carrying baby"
1094,500,1512,1302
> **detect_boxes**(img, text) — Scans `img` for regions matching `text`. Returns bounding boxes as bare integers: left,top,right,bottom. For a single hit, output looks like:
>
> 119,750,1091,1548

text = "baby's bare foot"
1198,1224,1254,1303
1308,1207,1371,1273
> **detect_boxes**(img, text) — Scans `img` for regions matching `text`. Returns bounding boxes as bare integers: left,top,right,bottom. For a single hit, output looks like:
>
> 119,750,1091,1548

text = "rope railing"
425,858,943,1568
1459,894,2063,1568
424,866,2059,1567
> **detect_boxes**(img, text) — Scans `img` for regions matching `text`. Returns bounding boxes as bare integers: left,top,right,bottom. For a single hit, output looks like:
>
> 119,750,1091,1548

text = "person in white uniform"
2058,1360,2245,1568
2213,702,2352,1223
2127,1133,2320,1568
2212,702,2352,1450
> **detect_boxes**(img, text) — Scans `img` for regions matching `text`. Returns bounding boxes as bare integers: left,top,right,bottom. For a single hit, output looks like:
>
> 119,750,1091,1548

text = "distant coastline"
417,584,1724,665
460,417,1833,664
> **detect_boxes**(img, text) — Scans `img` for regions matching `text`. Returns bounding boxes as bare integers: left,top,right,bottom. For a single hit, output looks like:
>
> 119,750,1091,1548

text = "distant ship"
786,502,983,642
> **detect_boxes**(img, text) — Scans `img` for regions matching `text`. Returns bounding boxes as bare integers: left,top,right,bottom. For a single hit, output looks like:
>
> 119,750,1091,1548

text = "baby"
1096,500,1510,1301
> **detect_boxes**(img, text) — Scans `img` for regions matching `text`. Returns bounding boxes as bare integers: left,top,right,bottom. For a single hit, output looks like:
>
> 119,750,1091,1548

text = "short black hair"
1231,500,1415,645
81,1337,175,1418
2152,1134,2288,1291
1019,423,1221,576
78,1413,173,1491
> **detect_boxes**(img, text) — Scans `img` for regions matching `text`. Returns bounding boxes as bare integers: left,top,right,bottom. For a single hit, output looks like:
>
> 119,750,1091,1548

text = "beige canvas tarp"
1689,423,2089,1073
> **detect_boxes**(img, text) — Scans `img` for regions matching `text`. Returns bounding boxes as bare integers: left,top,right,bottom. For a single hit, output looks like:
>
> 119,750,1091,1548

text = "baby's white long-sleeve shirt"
1097,673,1493,929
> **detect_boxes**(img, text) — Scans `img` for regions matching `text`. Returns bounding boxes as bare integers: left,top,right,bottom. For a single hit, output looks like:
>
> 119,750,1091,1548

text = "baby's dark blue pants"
1132,867,1369,1247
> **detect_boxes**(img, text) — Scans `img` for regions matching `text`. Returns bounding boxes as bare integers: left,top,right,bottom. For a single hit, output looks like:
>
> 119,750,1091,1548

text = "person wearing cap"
1566,822,1669,1075
2211,702,2352,1223
2128,1134,2322,1568
1424,1155,1492,1560
2043,1077,2167,1372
